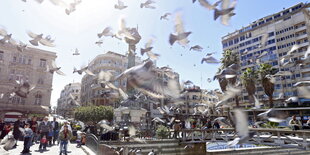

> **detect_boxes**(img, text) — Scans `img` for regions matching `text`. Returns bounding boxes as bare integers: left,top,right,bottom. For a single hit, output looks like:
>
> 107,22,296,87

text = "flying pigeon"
13,80,36,98
114,60,180,98
160,13,171,20
27,31,55,47
114,0,127,10
140,38,160,60
95,40,103,47
97,27,114,38
198,0,222,10
73,66,95,76
227,109,255,146
47,60,65,75
201,55,220,64
214,0,237,25
189,45,203,51
257,108,288,123
140,0,156,9
72,48,80,56
169,13,192,46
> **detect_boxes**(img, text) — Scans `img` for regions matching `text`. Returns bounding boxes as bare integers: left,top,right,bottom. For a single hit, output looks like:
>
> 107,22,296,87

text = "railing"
169,128,310,150
86,133,99,154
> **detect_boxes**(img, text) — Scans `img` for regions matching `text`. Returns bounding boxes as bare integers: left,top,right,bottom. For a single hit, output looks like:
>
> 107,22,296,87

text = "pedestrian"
173,120,181,139
0,118,5,141
0,124,11,140
60,121,72,132
13,116,22,148
213,120,220,129
59,125,72,155
29,116,38,143
39,135,47,151
206,119,212,129
289,115,302,130
38,117,52,151
52,117,60,145
21,123,33,154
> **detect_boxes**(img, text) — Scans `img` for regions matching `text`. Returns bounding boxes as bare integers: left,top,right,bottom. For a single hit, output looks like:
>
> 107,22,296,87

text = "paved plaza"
7,140,87,155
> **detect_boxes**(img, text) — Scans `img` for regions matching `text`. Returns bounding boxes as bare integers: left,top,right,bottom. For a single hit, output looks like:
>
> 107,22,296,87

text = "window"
0,51,3,61
35,93,42,105
28,59,32,65
39,59,47,67
38,78,44,85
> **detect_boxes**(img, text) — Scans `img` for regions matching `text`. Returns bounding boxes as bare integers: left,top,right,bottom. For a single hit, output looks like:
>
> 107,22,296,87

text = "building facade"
181,85,220,115
80,51,142,106
221,3,310,108
0,42,57,120
57,82,81,118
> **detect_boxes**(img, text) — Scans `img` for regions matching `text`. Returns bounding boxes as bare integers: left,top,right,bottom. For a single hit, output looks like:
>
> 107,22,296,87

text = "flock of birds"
1,0,310,153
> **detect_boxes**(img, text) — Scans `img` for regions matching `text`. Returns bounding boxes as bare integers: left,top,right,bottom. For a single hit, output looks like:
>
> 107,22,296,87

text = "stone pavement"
7,140,87,155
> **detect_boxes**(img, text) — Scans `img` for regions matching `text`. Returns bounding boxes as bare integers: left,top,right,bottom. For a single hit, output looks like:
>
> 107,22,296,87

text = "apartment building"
57,82,81,118
221,3,310,107
0,42,57,120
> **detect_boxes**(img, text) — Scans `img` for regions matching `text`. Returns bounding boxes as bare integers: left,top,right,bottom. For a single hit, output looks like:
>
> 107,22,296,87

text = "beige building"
0,42,57,120
181,85,220,115
57,82,81,118
80,51,142,106
221,3,310,108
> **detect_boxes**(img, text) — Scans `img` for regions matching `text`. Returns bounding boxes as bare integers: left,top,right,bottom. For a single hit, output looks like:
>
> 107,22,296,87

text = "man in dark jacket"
51,117,59,145
13,116,22,148
38,117,52,150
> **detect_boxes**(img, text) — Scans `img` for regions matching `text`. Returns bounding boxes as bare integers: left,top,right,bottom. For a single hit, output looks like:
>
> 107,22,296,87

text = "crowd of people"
0,116,86,155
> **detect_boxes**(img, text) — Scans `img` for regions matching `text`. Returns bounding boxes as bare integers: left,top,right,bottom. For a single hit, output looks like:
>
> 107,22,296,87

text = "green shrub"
156,125,170,139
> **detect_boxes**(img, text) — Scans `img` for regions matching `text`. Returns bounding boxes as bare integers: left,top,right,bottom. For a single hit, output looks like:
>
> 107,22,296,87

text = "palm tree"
257,63,277,108
217,50,240,107
241,68,258,103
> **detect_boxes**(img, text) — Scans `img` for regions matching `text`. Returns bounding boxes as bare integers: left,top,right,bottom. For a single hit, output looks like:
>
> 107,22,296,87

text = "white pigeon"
160,13,171,20
27,31,55,47
190,45,203,52
140,38,160,60
117,17,135,40
227,109,254,147
215,0,237,26
257,108,287,123
198,0,221,10
47,60,65,75
169,13,191,46
140,0,156,9
114,0,127,10
73,66,95,76
97,27,114,38
201,56,220,64
0,28,16,44
72,48,80,56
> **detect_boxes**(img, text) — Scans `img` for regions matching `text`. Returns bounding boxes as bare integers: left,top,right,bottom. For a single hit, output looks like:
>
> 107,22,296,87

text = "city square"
0,0,310,155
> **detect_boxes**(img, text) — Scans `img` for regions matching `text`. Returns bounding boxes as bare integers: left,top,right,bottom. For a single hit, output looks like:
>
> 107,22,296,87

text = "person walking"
59,125,72,155
29,116,38,143
38,117,52,151
21,123,33,154
289,115,302,130
213,120,220,129
51,117,59,145
13,116,22,148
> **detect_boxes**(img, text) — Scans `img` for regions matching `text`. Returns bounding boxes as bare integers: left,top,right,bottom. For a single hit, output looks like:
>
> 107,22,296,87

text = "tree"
217,50,240,107
241,68,258,103
74,105,114,123
257,63,277,108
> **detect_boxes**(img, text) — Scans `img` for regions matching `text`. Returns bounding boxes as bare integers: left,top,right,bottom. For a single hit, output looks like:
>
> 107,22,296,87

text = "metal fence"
86,133,99,154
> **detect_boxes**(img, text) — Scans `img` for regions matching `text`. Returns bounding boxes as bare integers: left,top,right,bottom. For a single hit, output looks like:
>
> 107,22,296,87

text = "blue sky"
0,0,306,107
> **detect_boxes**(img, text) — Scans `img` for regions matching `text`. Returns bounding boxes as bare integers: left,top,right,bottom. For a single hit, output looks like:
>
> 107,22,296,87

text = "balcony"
295,33,307,40
301,77,310,81
301,67,310,73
